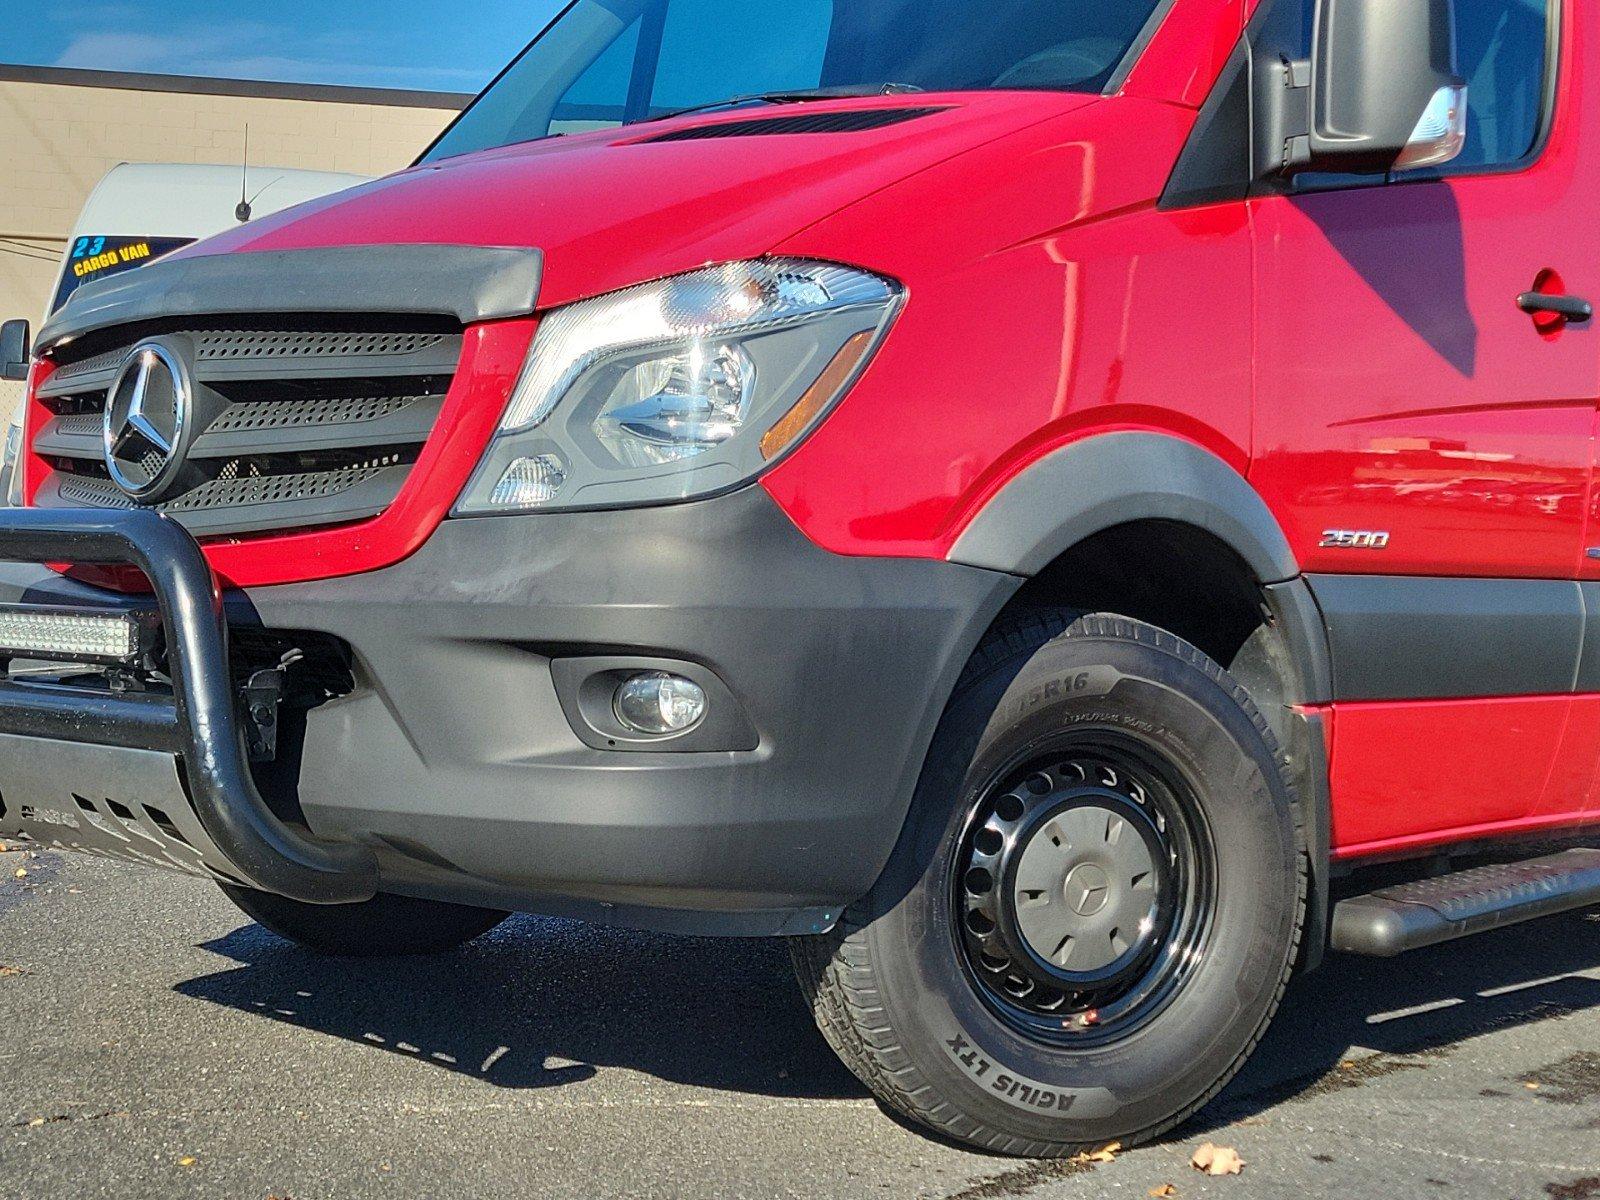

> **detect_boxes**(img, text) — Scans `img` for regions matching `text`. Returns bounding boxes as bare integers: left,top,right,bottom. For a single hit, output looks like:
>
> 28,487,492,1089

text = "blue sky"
6,0,568,93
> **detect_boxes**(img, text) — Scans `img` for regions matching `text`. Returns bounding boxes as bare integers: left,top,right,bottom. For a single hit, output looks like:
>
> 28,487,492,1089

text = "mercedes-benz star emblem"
103,339,192,502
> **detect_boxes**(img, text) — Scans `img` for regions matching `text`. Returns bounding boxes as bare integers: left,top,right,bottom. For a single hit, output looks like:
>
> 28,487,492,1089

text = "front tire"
794,614,1304,1155
221,885,510,957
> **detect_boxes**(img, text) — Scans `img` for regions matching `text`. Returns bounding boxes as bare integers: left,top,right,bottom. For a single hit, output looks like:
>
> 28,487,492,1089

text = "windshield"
423,0,1166,162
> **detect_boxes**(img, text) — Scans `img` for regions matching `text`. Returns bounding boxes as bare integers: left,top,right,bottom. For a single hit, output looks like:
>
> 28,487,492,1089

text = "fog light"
0,605,152,665
614,672,707,735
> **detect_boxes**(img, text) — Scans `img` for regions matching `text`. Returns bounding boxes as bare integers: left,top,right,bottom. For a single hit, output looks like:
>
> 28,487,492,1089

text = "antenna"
235,125,253,223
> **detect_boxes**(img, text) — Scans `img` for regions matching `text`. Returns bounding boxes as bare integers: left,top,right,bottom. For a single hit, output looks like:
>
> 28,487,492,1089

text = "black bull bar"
0,508,376,903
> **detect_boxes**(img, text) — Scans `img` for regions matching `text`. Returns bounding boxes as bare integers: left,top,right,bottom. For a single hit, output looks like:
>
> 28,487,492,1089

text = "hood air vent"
642,107,947,143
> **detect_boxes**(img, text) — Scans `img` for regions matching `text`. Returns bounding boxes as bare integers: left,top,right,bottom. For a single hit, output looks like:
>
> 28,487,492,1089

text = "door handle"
1518,291,1594,324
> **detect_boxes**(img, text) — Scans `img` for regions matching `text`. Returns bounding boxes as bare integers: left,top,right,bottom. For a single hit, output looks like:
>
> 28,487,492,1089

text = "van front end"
0,244,1013,933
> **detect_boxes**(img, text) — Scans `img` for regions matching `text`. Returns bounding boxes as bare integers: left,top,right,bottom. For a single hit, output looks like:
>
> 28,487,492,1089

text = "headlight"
455,259,902,515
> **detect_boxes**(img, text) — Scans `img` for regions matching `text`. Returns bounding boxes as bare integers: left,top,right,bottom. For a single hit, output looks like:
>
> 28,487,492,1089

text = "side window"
1441,0,1553,173
649,0,834,114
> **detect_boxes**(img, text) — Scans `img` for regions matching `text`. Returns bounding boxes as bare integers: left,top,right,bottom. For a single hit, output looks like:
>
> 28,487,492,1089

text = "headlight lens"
593,342,756,468
455,259,902,515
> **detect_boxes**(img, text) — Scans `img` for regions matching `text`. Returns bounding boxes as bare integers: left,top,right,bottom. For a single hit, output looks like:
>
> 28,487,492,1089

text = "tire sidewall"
863,623,1301,1146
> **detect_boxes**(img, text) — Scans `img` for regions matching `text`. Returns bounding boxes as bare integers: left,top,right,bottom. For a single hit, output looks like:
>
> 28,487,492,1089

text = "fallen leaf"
177,1156,196,1168
1150,1186,1178,1198
1526,1081,1541,1090
26,1118,44,1128
1067,1141,1122,1166
1191,1143,1245,1176
13,868,26,879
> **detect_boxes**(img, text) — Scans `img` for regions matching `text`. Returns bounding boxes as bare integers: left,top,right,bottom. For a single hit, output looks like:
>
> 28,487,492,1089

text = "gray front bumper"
0,489,1014,935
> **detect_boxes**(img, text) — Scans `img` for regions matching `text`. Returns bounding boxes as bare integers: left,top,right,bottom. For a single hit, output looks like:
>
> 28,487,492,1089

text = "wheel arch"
947,431,1300,587
925,432,1334,967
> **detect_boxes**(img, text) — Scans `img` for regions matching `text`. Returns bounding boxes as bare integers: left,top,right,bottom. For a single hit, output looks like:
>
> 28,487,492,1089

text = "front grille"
32,320,463,538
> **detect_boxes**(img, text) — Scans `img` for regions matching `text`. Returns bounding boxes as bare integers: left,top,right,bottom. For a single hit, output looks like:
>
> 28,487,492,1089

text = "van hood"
184,93,1097,311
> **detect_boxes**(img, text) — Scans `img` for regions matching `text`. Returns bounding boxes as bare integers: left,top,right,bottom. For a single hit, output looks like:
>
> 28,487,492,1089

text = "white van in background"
0,162,370,501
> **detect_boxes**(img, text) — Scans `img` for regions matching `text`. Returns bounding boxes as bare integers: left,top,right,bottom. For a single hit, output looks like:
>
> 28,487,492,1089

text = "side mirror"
0,320,30,383
1283,0,1466,176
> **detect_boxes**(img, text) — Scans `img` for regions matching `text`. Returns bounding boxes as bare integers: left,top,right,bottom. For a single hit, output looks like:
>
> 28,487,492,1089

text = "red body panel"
1326,696,1573,856
1249,10,1600,580
183,92,1098,313
763,99,1254,556
1121,0,1246,109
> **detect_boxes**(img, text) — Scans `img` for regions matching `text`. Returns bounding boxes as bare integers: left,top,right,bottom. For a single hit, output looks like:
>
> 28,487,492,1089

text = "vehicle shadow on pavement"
175,914,869,1100
175,905,1600,1118
1194,907,1600,1131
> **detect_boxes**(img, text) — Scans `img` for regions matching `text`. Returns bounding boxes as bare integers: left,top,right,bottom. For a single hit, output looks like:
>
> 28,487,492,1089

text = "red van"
0,0,1595,1157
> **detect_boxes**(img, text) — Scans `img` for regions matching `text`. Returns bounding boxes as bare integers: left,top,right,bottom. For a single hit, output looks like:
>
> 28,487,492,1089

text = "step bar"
1331,848,1600,957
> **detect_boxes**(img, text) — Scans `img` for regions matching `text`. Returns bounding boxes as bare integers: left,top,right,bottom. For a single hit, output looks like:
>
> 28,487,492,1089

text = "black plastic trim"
1576,582,1600,693
1263,578,1334,705
1307,574,1583,701
1291,708,1333,972
946,432,1300,584
215,487,1015,927
1159,39,1253,210
38,245,544,351
0,509,377,904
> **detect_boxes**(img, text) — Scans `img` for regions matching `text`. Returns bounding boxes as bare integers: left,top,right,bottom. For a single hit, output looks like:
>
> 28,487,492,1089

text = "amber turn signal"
760,330,878,461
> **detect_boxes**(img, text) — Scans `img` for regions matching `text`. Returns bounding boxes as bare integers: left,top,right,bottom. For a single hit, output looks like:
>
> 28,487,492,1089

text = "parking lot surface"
2,846,1598,1199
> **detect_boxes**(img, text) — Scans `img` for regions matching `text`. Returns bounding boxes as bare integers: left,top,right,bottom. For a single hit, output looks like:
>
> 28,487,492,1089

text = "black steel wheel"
957,738,1215,1046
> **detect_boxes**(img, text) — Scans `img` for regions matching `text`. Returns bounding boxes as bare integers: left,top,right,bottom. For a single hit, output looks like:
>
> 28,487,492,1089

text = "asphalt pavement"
2,845,1598,1200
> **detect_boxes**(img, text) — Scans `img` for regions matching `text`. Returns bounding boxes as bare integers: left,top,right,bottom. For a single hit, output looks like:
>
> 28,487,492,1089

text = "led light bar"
0,605,158,666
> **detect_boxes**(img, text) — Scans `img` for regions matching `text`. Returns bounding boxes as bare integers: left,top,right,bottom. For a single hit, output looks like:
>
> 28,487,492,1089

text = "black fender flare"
947,431,1299,585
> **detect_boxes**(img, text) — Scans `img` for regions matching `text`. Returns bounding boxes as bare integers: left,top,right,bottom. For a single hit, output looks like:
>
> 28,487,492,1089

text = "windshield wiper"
647,82,925,125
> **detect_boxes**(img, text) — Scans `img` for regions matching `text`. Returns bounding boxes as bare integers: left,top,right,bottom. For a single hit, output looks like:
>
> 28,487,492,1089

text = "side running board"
1331,848,1600,957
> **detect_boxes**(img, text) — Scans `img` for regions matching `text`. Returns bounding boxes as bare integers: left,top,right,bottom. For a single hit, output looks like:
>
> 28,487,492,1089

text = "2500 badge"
1319,529,1390,550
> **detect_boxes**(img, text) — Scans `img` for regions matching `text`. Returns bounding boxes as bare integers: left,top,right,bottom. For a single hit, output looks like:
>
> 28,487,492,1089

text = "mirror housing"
0,320,30,383
1282,0,1466,177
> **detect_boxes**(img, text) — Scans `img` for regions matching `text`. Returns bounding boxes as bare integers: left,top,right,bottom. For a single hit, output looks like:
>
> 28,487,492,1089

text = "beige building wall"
0,64,466,412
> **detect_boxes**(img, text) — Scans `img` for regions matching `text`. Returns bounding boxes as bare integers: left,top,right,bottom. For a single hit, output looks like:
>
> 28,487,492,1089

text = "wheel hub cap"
1014,806,1160,972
